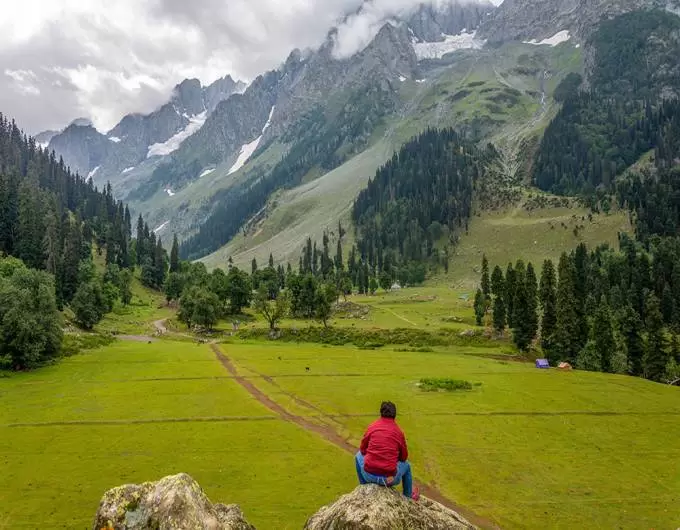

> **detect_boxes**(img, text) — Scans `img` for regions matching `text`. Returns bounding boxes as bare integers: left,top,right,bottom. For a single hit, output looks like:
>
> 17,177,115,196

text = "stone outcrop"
91,473,254,530
304,485,476,530
92,476,478,530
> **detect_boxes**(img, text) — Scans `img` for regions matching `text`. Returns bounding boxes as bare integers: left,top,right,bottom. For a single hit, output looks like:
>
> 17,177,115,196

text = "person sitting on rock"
355,401,419,500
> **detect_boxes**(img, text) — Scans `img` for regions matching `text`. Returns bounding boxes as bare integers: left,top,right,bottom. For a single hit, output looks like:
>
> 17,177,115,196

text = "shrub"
419,378,475,392
61,333,116,357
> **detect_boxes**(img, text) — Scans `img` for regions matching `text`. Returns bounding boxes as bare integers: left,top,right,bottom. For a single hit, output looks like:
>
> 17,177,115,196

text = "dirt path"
154,319,168,333
383,307,418,327
211,344,501,530
117,335,157,343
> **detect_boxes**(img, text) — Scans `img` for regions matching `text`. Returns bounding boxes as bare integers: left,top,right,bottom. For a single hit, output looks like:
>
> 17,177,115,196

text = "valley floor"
1,288,679,529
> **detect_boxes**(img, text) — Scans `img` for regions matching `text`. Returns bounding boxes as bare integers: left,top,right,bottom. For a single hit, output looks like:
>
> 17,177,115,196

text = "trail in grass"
382,306,418,327
4,416,278,427
210,343,501,530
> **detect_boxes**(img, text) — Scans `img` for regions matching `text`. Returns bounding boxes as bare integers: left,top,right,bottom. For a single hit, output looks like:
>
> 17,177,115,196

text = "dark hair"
380,401,397,419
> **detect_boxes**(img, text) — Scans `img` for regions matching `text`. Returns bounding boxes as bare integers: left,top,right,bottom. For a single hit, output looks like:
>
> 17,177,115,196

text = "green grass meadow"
2,289,679,529
0,341,354,529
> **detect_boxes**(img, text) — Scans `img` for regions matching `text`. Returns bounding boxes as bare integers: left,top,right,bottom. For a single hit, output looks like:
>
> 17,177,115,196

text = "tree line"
534,10,680,198
475,238,680,383
0,113,170,369
352,128,487,276
168,251,340,332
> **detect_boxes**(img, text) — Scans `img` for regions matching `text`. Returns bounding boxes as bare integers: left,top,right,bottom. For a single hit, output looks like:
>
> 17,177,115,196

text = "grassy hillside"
200,41,583,270
201,140,393,270
442,195,632,289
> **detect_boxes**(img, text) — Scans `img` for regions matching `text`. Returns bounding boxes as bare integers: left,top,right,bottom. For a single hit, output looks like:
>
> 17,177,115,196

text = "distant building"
391,282,402,291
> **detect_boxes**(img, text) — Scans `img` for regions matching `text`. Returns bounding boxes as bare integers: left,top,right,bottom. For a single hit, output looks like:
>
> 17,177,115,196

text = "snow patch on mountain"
412,31,485,60
109,136,121,143
87,166,100,179
200,168,215,178
122,166,135,174
524,30,571,47
147,111,207,158
166,188,175,197
154,221,169,234
399,75,407,82
228,106,275,176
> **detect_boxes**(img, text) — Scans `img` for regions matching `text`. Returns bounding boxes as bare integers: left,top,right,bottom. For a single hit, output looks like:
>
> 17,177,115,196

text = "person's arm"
398,430,409,462
360,429,370,455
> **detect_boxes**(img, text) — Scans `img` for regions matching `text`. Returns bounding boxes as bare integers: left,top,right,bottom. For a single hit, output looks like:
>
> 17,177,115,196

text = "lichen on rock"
304,484,476,530
91,473,255,530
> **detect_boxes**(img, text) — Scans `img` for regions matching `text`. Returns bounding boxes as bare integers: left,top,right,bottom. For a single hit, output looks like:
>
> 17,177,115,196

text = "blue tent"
535,359,550,369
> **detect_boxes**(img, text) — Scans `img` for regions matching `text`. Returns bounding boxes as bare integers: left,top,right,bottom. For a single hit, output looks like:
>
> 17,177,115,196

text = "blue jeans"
354,451,413,497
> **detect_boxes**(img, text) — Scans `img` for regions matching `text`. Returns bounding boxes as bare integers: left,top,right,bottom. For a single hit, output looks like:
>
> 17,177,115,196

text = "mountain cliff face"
407,0,495,42
143,22,419,199
478,0,680,42
47,76,245,181
42,0,680,265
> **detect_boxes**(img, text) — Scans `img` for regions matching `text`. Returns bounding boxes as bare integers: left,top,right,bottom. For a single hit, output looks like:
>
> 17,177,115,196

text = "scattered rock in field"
459,329,478,337
92,473,255,530
334,301,370,319
304,484,475,530
441,316,464,323
409,295,437,302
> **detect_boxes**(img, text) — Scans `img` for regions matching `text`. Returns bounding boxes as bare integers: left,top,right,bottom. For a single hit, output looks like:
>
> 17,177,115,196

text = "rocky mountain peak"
172,78,205,116
407,0,495,42
69,117,94,128
478,0,680,43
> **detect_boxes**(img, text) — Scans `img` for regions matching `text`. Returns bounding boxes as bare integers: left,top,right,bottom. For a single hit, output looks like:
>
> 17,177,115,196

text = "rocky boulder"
92,473,255,530
304,485,476,530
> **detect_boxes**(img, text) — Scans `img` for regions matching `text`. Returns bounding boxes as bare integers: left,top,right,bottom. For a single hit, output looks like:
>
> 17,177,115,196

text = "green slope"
201,41,584,269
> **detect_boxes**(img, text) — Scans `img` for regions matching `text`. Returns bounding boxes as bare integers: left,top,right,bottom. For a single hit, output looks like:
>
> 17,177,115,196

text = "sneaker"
411,486,420,501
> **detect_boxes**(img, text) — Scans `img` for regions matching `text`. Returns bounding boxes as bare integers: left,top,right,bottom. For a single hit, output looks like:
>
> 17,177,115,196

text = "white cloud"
0,0,504,134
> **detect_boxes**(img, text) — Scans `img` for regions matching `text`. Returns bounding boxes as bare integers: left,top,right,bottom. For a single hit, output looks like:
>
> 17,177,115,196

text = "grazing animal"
305,367,310,372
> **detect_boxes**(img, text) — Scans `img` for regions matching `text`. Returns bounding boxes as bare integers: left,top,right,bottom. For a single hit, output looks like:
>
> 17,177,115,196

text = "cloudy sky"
1,0,502,134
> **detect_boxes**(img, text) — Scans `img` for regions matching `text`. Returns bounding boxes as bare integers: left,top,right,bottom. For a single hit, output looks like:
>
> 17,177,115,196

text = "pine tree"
593,298,615,372
661,282,674,323
491,265,506,334
539,259,557,355
573,243,589,352
505,263,516,328
335,239,344,272
512,261,533,351
644,293,668,381
268,253,274,269
170,234,180,273
154,238,168,288
251,258,258,276
553,253,581,364
673,334,680,364
525,262,539,342
136,215,145,266
474,288,485,326
481,255,490,298
620,304,644,376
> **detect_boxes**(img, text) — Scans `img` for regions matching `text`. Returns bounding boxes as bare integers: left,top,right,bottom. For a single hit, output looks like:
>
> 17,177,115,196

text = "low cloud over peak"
0,0,501,134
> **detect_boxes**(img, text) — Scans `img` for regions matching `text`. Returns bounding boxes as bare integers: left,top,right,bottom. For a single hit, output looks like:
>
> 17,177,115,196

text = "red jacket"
360,417,408,476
